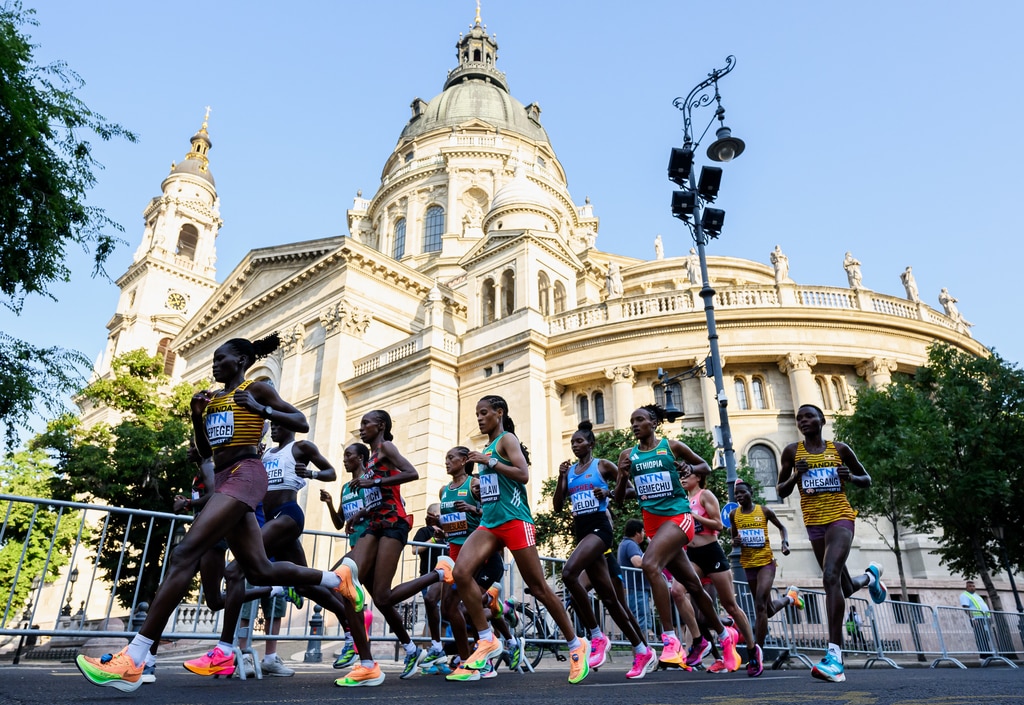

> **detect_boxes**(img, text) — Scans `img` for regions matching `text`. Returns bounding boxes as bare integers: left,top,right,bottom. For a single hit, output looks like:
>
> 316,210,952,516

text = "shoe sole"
76,656,144,692
465,640,504,670
589,643,610,670
626,655,657,679
446,671,482,682
568,639,590,684
401,649,427,679
811,667,846,683
337,558,366,611
335,673,386,687
183,663,235,677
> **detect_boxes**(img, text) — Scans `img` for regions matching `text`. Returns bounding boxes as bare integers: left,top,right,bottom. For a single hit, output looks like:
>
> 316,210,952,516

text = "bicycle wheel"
512,602,553,669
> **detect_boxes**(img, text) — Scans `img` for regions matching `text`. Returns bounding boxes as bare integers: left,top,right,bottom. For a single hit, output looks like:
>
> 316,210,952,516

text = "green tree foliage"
834,380,940,600
32,350,197,607
0,2,136,446
0,450,82,615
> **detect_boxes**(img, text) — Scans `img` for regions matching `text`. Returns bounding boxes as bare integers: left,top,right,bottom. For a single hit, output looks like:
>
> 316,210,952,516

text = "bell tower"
96,109,222,379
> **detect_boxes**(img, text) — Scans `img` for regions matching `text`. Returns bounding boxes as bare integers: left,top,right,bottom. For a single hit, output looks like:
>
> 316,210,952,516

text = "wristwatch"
488,457,498,469
373,477,382,486
262,405,274,419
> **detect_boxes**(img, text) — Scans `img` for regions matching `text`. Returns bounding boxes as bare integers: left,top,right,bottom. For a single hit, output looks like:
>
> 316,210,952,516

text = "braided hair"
638,403,667,425
479,395,531,465
225,333,280,371
449,445,475,473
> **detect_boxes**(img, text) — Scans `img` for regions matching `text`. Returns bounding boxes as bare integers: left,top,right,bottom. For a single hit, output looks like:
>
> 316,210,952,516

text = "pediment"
459,229,584,271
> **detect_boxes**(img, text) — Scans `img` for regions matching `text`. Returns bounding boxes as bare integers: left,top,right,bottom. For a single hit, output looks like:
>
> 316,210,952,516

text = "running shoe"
183,646,235,677
811,652,846,683
283,586,304,609
707,658,728,673
481,658,498,679
400,646,426,679
333,557,366,611
421,660,453,676
77,648,144,692
626,648,657,679
866,562,887,604
141,663,157,684
503,598,519,628
659,634,684,666
589,633,611,669
335,662,385,687
464,634,504,670
262,654,295,677
786,585,805,610
446,665,482,682
506,642,523,671
420,645,447,669
567,637,590,684
334,640,358,669
486,582,504,616
435,556,455,585
683,635,707,667
235,653,255,678
721,627,741,672
746,644,763,677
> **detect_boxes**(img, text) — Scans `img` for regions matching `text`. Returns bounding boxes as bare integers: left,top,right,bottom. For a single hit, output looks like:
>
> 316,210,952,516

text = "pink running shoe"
183,646,235,677
626,648,657,679
685,636,709,667
589,634,611,669
707,658,728,673
721,628,741,672
659,634,684,666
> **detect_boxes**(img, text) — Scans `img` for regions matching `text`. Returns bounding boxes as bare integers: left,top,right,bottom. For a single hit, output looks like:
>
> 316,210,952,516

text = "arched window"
831,377,846,410
734,377,749,410
500,270,515,316
553,281,567,314
423,206,444,253
593,392,606,425
578,394,589,422
815,376,831,410
752,377,767,410
156,337,176,376
175,224,198,260
538,272,550,316
392,218,406,259
748,444,779,502
654,382,682,413
481,278,496,325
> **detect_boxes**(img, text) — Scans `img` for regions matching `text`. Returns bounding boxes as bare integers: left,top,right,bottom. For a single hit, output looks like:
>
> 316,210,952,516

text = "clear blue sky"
5,1,1023,435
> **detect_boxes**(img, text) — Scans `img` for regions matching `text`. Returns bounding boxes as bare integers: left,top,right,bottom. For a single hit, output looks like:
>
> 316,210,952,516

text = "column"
777,352,819,411
605,365,635,429
856,357,898,388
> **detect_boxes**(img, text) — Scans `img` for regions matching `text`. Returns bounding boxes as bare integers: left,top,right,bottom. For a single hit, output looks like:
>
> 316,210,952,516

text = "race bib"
342,497,364,522
479,473,500,504
739,527,766,548
801,466,842,494
441,511,468,537
264,457,283,486
363,485,382,510
205,410,234,447
634,471,673,501
570,489,600,516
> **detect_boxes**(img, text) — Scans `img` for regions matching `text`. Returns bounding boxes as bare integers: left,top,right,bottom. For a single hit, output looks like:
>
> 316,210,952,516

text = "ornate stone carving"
320,302,372,338
855,357,897,378
778,353,818,374
604,365,634,382
280,324,305,355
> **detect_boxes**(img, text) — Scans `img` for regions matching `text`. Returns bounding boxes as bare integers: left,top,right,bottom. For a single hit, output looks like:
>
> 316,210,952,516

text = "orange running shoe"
464,634,504,670
76,648,144,692
335,662,385,687
568,637,590,684
333,557,366,611
435,556,455,585
486,582,503,616
183,646,235,677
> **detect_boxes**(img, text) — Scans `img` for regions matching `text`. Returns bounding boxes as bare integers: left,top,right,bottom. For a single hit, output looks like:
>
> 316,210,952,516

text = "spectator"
411,504,447,657
617,519,652,638
960,580,993,658
845,606,865,650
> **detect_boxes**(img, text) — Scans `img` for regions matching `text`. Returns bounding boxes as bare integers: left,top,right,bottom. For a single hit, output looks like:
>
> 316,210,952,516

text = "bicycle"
506,588,594,669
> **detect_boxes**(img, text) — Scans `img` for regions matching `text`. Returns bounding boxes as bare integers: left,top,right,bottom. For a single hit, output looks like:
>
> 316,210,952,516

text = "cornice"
115,257,218,289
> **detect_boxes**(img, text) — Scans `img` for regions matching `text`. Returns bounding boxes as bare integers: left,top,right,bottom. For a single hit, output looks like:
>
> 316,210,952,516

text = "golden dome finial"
201,105,211,132
474,0,481,26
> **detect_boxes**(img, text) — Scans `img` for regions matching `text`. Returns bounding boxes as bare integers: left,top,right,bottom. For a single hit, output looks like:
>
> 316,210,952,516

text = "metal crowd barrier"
1,493,1021,673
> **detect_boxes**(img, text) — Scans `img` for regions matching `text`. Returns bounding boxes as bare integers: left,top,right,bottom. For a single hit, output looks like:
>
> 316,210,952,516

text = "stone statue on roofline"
770,244,789,284
900,266,920,303
844,251,863,289
654,234,664,260
606,262,623,298
938,287,973,333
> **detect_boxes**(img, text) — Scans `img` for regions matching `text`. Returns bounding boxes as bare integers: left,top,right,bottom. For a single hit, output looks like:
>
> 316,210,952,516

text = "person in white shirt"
959,580,992,657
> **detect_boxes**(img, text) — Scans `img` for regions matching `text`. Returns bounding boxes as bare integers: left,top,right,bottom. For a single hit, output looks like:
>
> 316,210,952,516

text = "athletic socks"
126,635,155,666
662,630,678,642
567,636,582,651
217,641,234,654
506,637,518,649
144,652,157,668
269,586,284,597
478,628,494,643
827,642,842,662
320,571,341,589
865,571,878,587
590,627,603,640
403,642,417,656
361,659,375,669
431,640,443,651
634,644,650,655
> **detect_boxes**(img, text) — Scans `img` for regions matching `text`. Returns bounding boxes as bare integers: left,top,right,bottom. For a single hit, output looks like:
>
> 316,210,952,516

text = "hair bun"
577,420,593,432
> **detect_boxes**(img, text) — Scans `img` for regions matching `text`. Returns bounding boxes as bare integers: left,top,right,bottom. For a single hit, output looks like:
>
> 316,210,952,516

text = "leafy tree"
0,449,81,615
0,1,136,446
834,379,940,601
32,349,197,607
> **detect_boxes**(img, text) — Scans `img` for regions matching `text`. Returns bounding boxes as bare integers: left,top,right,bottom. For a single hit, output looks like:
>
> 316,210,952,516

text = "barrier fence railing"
1,493,1020,672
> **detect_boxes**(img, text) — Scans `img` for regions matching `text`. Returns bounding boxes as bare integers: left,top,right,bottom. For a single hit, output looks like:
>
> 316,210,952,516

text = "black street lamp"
668,56,745,576
62,566,79,617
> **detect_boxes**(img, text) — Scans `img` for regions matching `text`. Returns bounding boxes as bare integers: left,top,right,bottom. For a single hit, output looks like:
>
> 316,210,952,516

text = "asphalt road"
2,659,1021,705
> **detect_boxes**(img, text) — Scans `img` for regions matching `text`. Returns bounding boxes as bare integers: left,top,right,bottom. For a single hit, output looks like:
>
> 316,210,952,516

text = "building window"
734,378,749,410
424,206,444,253
578,394,589,422
481,278,496,325
553,281,566,314
175,224,198,260
392,218,406,259
893,594,925,624
404,151,414,162
500,270,515,316
748,444,779,502
752,377,767,410
538,272,550,316
593,392,605,425
654,382,682,413
815,376,831,410
803,592,823,625
537,155,546,168
156,337,176,376
831,377,846,410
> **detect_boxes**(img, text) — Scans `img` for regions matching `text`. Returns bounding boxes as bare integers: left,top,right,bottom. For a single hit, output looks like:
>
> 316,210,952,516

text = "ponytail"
479,395,531,465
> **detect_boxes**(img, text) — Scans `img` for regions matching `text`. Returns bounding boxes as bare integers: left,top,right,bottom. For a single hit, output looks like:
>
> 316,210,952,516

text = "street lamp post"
62,567,79,617
668,56,745,577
